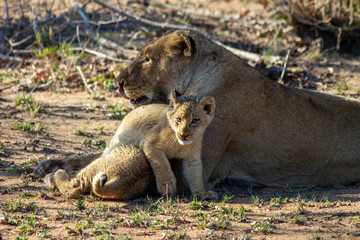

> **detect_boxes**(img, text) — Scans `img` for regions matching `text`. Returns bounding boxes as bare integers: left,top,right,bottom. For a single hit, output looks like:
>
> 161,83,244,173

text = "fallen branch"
73,47,133,63
92,0,214,40
0,52,23,62
70,0,137,59
42,105,85,109
221,45,281,63
92,0,281,62
128,0,224,20
95,37,138,59
0,86,12,92
70,0,96,38
4,0,11,27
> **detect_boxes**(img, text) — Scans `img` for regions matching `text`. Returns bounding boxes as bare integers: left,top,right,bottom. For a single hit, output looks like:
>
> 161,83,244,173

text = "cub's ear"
199,97,216,116
170,89,181,105
167,31,196,57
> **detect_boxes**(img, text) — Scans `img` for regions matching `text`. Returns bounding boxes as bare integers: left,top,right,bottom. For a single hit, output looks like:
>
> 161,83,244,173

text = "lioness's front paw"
193,191,218,201
156,176,177,195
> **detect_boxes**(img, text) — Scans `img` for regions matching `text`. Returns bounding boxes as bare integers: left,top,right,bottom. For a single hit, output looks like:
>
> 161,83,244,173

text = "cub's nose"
179,133,189,140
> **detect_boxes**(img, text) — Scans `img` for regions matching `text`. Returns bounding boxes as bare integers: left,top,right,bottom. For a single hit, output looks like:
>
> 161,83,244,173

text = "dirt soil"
1,0,360,239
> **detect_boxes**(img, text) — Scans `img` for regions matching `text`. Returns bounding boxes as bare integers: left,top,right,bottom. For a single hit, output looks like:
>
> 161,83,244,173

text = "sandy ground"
1,89,360,240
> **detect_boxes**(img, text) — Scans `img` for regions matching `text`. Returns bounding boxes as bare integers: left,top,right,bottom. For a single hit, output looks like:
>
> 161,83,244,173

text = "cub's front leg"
183,156,217,201
142,142,176,195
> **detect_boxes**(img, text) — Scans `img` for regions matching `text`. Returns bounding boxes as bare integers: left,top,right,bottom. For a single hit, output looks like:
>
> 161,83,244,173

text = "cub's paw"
156,175,177,196
193,191,218,201
43,173,56,189
94,172,108,187
54,169,70,182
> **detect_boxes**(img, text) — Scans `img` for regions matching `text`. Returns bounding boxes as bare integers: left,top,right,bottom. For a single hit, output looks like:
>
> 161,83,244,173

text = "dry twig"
76,66,94,95
279,49,290,83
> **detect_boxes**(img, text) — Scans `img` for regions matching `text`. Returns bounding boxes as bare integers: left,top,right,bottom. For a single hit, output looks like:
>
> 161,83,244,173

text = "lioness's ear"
200,97,216,115
168,31,196,57
179,32,195,57
170,89,181,105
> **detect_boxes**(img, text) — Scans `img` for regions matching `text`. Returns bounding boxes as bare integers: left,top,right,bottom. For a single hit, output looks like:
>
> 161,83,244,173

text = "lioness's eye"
191,118,200,125
143,57,151,64
176,118,181,123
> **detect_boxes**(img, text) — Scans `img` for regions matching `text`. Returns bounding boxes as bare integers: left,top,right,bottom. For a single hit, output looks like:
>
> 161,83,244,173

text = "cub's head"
167,90,215,146
117,31,196,108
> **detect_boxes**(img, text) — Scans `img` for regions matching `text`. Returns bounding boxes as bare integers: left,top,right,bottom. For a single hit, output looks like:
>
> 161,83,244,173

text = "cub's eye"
191,118,200,125
176,118,182,123
143,57,151,64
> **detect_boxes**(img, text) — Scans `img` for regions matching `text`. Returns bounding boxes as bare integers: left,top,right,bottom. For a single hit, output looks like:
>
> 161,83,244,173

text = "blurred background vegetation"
1,0,359,96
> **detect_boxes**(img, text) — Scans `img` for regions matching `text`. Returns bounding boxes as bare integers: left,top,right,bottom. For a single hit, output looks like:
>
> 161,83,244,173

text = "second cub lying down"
51,90,216,200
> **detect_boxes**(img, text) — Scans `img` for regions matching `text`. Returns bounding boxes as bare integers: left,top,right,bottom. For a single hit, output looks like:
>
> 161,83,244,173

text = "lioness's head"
117,31,196,108
167,90,215,145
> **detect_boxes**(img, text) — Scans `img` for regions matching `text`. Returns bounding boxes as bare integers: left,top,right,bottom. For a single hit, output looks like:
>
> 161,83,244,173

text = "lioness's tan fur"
39,30,360,199
48,91,216,200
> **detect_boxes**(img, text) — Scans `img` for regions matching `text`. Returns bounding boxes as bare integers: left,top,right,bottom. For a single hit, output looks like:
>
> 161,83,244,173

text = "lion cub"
141,90,217,200
51,90,216,200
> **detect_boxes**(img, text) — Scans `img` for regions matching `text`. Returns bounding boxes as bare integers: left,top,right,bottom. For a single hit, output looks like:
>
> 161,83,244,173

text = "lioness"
39,30,360,196
46,90,216,200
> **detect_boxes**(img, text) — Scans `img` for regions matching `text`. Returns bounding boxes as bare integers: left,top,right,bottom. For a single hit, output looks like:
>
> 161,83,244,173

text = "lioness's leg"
38,153,102,176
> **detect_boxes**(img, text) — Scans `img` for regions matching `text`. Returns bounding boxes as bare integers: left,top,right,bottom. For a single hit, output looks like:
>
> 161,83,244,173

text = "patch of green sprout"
18,213,45,237
82,136,89,144
73,198,86,210
13,122,45,132
74,127,86,136
254,221,273,234
189,197,210,210
251,194,264,206
91,137,107,148
3,199,24,212
0,141,6,153
335,79,349,96
222,192,235,203
105,104,128,120
16,94,33,106
270,197,281,208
